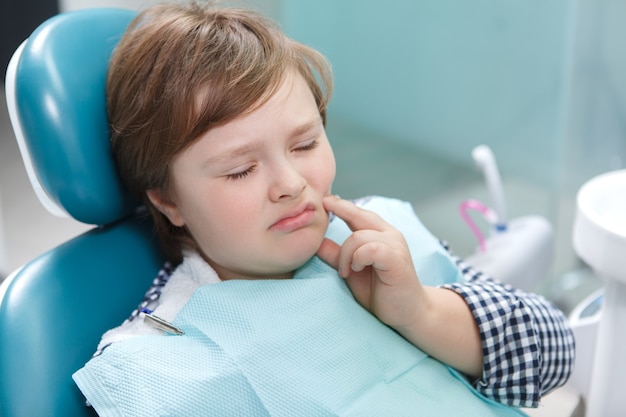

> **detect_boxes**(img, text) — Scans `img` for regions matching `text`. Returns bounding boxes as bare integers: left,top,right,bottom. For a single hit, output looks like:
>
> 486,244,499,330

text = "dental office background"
1,0,624,314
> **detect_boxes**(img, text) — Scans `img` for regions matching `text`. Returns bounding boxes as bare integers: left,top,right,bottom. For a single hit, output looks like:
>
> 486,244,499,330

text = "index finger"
323,195,389,232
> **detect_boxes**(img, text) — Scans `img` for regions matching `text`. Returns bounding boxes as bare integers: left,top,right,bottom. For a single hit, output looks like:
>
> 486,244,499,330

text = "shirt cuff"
443,277,542,407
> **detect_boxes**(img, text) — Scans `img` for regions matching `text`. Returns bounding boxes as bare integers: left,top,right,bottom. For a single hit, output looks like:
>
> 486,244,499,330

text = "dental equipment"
572,169,626,416
471,145,507,230
462,145,554,292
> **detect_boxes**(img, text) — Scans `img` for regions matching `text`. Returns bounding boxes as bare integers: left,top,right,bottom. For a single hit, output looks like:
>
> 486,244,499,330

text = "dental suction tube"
472,145,507,230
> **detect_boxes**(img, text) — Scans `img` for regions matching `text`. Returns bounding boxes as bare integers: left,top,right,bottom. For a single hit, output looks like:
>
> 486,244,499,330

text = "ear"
146,188,185,227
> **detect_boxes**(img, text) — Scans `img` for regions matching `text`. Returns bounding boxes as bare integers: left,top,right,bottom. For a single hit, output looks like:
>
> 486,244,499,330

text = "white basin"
572,169,626,417
574,169,626,282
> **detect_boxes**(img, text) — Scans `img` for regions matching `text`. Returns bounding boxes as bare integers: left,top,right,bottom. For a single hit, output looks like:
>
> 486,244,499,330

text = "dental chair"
0,6,588,417
0,8,165,417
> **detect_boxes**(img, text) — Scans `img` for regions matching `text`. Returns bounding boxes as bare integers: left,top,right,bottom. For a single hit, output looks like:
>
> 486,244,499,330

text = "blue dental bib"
73,197,526,416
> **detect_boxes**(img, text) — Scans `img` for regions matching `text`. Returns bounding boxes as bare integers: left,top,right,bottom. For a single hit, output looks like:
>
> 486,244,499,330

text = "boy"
73,2,574,415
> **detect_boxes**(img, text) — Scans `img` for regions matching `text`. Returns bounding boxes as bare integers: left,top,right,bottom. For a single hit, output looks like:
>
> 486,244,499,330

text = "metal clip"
142,308,184,335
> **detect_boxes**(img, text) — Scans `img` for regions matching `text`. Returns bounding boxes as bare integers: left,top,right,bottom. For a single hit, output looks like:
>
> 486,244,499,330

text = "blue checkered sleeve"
441,253,575,408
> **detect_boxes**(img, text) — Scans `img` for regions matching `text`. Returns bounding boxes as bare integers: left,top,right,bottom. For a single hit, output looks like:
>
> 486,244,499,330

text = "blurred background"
276,0,625,315
1,0,625,317
5,1,623,415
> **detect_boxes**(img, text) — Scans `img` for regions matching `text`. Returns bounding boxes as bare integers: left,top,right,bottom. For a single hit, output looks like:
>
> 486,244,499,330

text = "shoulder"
94,252,220,355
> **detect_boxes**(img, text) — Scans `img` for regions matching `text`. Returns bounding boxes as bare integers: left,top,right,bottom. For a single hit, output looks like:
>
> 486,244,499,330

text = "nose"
269,160,307,202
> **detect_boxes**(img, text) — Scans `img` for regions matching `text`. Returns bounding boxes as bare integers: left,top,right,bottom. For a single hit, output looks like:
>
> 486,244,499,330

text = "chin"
277,240,323,273
262,227,326,275
284,248,319,270
296,231,326,257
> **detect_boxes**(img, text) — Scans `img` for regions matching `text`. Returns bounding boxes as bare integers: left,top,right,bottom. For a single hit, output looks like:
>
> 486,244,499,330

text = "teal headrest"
11,8,138,225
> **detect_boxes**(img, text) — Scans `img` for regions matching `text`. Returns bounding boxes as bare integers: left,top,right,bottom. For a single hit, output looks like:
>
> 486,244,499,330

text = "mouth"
270,203,317,232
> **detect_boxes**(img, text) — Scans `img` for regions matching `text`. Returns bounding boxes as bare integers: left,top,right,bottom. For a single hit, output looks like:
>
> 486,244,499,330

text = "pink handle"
459,199,497,252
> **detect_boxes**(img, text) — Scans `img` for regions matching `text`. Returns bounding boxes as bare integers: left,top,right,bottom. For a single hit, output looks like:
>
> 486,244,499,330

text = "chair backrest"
0,9,165,417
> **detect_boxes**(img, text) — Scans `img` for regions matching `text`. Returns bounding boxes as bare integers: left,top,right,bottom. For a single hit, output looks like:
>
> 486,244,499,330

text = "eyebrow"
289,116,322,138
206,116,322,165
204,140,264,166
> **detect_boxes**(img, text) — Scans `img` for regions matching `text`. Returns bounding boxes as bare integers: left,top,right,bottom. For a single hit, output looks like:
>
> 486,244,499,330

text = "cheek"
188,195,254,255
200,190,254,226
209,186,266,235
314,146,336,191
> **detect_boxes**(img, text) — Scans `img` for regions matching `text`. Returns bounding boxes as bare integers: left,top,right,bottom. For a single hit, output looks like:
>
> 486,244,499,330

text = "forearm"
393,286,483,378
443,257,576,407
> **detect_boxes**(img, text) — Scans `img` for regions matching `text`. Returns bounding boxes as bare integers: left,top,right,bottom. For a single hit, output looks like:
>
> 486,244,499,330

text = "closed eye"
226,165,256,181
293,139,319,152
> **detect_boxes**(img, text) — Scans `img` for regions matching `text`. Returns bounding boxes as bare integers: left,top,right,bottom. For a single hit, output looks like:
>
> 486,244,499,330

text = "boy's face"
150,71,336,280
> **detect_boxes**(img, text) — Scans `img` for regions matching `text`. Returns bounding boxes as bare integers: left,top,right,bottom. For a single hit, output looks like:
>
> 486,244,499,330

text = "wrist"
393,286,483,378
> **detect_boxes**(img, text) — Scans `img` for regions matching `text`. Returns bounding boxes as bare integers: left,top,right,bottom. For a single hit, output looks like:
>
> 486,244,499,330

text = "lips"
270,203,317,232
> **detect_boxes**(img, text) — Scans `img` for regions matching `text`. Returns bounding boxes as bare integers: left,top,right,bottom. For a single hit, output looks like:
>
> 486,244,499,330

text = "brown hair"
108,1,333,264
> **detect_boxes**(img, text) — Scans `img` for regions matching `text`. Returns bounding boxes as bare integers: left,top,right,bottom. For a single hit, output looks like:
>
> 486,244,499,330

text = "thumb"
316,237,341,271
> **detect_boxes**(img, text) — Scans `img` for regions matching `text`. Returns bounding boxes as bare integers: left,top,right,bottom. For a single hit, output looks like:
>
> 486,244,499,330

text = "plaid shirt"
442,251,575,408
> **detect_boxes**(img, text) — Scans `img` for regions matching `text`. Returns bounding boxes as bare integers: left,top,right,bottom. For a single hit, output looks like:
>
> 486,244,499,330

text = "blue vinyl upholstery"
0,8,166,417
12,8,138,225
0,217,163,417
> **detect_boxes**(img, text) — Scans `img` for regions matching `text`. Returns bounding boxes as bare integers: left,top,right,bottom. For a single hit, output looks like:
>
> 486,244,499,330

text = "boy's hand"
316,195,424,328
316,195,483,377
